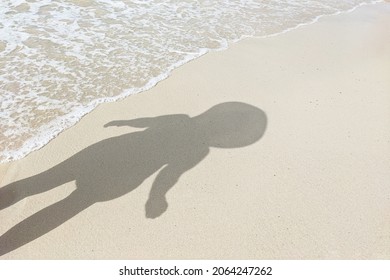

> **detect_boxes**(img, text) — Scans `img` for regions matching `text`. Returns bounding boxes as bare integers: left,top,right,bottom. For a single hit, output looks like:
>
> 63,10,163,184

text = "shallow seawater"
0,0,381,162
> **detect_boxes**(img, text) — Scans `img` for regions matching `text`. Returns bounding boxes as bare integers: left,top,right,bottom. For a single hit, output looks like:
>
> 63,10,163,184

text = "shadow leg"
0,191,92,256
0,165,73,211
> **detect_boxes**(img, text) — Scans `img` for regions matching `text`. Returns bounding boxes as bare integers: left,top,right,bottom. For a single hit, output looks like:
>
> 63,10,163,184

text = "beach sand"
0,3,389,259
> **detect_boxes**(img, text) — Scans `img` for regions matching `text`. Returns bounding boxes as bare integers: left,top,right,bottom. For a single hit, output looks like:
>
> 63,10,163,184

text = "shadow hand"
145,197,168,219
104,121,127,128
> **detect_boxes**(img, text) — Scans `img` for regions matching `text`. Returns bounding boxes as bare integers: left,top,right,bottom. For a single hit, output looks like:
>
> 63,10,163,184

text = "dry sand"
0,3,389,259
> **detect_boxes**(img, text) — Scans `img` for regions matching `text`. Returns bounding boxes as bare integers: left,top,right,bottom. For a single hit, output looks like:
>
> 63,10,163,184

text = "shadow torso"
62,116,209,202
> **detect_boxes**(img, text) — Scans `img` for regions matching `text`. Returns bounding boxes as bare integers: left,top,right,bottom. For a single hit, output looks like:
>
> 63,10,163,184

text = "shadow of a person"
0,102,267,256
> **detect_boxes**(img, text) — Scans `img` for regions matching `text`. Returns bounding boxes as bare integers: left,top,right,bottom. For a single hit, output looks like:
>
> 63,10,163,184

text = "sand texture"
0,3,389,259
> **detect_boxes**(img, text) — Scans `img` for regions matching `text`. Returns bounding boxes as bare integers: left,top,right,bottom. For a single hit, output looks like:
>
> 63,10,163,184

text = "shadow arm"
149,164,183,200
104,114,189,128
104,118,153,128
145,158,200,219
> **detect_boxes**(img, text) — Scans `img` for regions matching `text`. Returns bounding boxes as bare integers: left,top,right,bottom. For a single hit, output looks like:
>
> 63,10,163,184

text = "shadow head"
195,102,267,149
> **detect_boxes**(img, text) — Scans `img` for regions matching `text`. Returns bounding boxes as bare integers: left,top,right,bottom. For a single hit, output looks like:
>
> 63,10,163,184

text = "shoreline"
0,0,384,165
1,2,389,259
